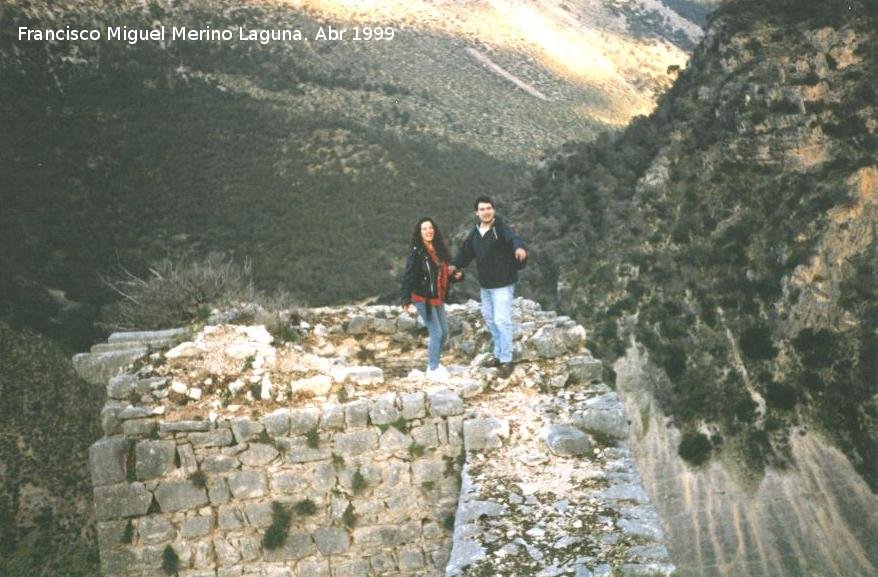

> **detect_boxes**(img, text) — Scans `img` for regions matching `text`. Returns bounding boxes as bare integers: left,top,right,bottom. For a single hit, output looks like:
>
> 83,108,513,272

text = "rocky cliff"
512,1,877,575
78,299,676,576
517,0,876,488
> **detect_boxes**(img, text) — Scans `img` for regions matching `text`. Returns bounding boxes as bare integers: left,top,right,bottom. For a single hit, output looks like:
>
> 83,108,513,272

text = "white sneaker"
426,365,450,382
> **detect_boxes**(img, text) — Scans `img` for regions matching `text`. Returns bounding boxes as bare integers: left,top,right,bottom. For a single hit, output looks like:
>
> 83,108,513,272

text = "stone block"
379,427,412,454
313,527,350,556
227,470,268,500
72,348,147,386
244,500,274,528
428,389,464,417
463,417,509,451
99,547,138,577
135,440,177,480
397,313,417,331
333,365,384,386
344,399,371,428
231,418,265,443
218,504,245,530
412,459,445,483
262,532,316,561
290,408,321,436
398,546,425,570
208,477,231,505
262,409,290,437
154,480,208,512
159,420,211,433
107,374,137,400
369,552,397,574
271,470,310,494
138,514,174,544
401,392,426,419
213,536,241,566
89,437,128,486
447,416,464,447
374,318,397,334
572,392,629,439
369,392,401,425
122,418,157,437
334,429,378,457
291,374,333,396
101,404,123,436
410,423,440,448
93,482,153,520
331,559,370,577
180,515,213,538
530,325,563,358
319,404,345,430
239,443,280,467
346,315,371,334
176,444,198,475
545,424,593,456
202,454,240,473
297,557,331,577
278,436,332,463
567,356,603,384
187,429,234,447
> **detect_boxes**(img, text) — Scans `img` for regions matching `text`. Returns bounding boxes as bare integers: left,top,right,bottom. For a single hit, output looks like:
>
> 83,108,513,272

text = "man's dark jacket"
452,215,526,289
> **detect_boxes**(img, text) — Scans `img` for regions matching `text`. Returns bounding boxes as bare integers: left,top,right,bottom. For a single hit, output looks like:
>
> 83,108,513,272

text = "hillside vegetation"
516,0,877,488
1,0,705,350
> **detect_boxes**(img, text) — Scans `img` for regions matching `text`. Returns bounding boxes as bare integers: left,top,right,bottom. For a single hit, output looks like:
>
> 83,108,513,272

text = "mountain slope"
516,0,876,489
0,0,706,348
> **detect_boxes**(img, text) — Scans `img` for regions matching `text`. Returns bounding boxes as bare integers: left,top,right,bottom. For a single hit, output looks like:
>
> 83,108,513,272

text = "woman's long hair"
410,217,451,262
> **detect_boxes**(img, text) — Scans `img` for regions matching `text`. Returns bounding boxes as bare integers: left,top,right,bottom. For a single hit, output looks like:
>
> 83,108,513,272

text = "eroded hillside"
517,0,876,489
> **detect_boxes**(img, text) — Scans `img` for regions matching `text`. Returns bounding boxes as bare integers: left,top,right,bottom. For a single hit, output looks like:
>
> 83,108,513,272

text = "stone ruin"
76,299,675,577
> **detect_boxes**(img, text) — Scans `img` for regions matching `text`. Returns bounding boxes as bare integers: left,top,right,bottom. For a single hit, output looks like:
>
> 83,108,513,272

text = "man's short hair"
474,195,494,210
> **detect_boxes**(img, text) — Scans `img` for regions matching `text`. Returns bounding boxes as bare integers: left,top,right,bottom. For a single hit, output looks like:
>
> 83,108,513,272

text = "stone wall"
89,389,464,577
80,299,675,577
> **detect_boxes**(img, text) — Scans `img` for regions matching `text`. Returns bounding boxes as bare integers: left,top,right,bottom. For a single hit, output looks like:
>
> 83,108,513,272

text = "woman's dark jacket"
401,244,445,305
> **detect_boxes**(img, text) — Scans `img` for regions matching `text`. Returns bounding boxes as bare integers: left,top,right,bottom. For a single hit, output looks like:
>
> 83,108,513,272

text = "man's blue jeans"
413,302,448,370
480,283,515,363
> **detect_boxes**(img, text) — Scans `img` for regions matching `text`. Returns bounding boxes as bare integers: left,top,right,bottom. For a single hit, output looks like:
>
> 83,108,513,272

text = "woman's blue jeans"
413,302,448,370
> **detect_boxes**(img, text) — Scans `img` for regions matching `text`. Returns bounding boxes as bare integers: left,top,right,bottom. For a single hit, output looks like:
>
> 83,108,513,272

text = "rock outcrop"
78,299,674,576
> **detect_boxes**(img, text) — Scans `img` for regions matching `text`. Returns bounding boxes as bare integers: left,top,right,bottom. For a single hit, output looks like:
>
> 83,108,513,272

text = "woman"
401,217,457,381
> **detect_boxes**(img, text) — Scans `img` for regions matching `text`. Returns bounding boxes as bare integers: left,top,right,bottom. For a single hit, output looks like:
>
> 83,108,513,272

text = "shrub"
342,503,357,529
161,545,179,575
188,470,207,489
306,428,320,449
443,514,456,531
351,470,367,494
740,324,777,361
262,502,291,550
98,253,257,331
294,499,317,516
765,379,798,410
121,520,134,544
408,443,425,458
678,432,712,466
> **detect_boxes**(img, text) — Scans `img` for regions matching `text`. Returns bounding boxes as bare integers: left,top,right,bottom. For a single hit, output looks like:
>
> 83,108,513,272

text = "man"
451,196,527,378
